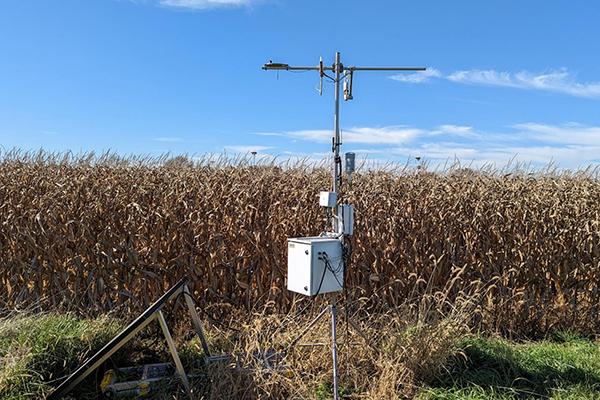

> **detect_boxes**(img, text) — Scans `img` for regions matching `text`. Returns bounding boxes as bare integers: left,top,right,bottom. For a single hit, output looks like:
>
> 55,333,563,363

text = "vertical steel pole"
330,298,340,400
332,53,342,399
332,51,341,233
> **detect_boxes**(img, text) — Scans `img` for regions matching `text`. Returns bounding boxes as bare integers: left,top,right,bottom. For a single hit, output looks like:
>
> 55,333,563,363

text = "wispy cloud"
153,136,183,142
258,126,423,145
513,122,600,146
254,131,285,137
159,0,258,10
401,123,600,167
430,124,479,138
260,123,600,168
390,143,600,168
448,69,600,98
390,68,441,83
224,145,273,153
391,68,600,98
346,148,385,154
392,142,479,160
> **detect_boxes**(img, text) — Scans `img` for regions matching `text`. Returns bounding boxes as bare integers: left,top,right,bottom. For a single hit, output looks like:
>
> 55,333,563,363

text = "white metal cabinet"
287,236,343,296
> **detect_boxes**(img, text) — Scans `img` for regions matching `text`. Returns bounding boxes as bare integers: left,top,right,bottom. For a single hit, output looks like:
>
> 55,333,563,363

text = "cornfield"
1,151,599,337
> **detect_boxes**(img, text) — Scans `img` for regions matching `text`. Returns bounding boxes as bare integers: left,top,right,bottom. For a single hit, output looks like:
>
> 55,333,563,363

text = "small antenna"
319,57,324,95
343,70,353,101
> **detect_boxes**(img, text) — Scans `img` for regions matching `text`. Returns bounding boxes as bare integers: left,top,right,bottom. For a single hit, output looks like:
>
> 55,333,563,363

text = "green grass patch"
419,334,600,399
0,313,123,399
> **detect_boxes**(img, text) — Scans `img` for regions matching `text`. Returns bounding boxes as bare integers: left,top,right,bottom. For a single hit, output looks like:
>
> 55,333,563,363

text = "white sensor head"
319,191,337,208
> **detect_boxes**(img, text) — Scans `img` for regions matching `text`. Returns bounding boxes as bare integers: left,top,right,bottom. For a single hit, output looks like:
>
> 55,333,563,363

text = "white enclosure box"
319,191,337,208
287,236,344,296
337,204,354,236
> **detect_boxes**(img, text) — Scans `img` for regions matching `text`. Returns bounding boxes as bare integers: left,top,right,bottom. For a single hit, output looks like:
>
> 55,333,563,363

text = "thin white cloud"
448,69,600,98
153,136,183,142
260,126,424,145
392,68,600,99
491,145,600,164
344,126,423,144
394,123,600,168
260,123,600,169
224,145,273,153
390,68,441,83
254,131,285,137
346,148,385,154
392,143,479,160
283,129,331,143
390,143,600,169
159,0,256,9
430,125,479,138
513,122,600,146
447,70,516,87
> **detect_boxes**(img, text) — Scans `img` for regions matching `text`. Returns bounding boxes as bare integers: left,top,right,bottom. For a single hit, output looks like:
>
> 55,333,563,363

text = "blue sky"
1,0,599,168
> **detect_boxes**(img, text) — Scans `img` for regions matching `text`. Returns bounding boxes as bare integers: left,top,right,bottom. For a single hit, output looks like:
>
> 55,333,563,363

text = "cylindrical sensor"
345,152,355,174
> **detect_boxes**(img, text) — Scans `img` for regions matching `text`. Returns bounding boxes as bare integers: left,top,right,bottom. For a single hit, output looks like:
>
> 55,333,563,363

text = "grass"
2,312,600,399
0,313,125,399
0,306,467,399
419,333,600,399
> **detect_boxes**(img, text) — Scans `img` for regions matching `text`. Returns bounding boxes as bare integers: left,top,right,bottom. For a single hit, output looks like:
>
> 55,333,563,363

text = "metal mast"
333,51,341,195
264,53,425,400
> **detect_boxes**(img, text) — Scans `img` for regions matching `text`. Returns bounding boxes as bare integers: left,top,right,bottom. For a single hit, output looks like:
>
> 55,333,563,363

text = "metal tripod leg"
287,300,340,400
347,317,376,351
157,310,191,397
183,284,211,357
288,305,329,349
330,299,339,400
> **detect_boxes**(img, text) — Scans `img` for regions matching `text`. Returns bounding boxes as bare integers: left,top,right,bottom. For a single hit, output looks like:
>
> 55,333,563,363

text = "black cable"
335,155,343,188
315,252,329,296
323,257,344,289
342,238,352,349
